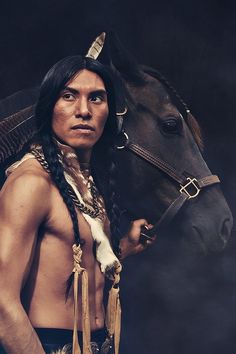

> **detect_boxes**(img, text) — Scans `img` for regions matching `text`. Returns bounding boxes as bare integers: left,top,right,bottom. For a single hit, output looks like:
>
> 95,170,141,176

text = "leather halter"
115,114,220,241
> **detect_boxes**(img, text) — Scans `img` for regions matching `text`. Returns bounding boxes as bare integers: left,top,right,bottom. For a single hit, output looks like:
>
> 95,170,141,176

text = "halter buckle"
180,177,200,199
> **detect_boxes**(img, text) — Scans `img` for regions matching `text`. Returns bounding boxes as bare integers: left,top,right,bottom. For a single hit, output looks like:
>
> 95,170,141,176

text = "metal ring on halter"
116,107,128,116
115,131,129,150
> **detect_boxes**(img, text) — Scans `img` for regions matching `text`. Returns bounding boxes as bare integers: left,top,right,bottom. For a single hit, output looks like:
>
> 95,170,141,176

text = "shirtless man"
0,55,153,354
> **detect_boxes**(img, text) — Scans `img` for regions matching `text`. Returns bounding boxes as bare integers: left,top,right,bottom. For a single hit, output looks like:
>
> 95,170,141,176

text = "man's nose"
75,97,92,119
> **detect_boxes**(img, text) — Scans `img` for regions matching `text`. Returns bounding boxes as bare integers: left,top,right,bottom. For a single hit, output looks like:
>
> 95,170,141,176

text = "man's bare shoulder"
0,158,52,203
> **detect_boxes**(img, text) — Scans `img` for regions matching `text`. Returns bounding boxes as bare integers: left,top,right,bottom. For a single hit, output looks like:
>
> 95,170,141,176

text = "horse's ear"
86,31,143,83
105,31,144,83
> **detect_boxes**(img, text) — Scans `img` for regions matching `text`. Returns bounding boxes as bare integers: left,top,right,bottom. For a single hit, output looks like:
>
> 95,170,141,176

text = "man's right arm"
119,219,156,259
0,171,50,354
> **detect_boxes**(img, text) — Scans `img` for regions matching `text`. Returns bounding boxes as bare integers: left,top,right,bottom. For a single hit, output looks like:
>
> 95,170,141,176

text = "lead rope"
72,244,92,354
106,272,121,354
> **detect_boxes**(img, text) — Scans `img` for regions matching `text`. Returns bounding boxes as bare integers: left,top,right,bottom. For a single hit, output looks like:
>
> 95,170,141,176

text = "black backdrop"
0,1,236,353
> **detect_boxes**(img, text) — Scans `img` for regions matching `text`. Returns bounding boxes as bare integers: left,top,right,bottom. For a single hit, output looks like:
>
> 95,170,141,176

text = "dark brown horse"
101,34,234,354
103,34,233,256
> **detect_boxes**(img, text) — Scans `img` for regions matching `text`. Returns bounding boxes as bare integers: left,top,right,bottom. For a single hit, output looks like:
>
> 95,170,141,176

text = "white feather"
86,32,106,60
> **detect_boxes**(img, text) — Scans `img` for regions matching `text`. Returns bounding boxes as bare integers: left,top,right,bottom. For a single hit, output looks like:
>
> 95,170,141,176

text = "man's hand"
119,219,156,259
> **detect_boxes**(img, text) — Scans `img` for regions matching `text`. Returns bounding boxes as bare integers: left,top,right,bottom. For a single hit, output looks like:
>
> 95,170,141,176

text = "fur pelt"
50,343,72,353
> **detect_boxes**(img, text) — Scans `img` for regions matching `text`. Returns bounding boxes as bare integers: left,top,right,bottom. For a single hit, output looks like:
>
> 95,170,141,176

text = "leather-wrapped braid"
106,145,123,258
40,135,81,246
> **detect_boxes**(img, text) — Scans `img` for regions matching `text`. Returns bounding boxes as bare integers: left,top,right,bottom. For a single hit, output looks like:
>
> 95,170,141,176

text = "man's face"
52,69,109,158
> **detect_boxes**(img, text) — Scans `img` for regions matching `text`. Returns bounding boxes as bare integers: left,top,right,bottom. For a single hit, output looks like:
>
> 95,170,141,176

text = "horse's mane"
139,65,204,151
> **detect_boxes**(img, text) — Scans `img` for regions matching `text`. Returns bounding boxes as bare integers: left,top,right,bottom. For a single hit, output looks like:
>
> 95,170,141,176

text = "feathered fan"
0,88,39,164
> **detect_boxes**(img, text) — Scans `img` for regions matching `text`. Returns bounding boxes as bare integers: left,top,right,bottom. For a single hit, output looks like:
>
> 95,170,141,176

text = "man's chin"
55,136,94,150
70,142,94,151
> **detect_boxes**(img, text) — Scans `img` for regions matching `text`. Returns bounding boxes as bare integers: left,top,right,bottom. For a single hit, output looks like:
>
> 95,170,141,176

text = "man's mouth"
71,124,95,131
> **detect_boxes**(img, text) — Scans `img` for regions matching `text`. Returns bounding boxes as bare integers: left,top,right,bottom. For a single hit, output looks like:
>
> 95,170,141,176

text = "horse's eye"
162,118,181,134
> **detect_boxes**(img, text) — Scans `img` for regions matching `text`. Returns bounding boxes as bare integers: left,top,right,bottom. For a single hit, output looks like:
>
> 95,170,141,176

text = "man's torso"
5,157,106,331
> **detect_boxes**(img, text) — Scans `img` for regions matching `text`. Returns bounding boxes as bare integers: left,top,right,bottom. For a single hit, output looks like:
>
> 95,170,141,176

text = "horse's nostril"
220,218,232,243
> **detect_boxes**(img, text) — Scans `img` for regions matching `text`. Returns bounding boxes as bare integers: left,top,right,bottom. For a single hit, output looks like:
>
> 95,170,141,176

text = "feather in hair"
86,32,106,59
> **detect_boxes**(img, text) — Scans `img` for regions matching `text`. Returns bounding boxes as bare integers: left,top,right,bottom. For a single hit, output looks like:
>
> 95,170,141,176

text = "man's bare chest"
44,183,94,250
25,183,103,295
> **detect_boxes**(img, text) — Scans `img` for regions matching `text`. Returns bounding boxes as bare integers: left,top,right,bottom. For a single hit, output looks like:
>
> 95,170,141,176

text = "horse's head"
107,34,233,254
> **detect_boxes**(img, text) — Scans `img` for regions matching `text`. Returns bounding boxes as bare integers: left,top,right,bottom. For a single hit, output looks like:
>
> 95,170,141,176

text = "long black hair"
34,55,121,255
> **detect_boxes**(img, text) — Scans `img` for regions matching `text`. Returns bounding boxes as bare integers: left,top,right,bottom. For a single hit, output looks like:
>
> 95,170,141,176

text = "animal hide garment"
50,347,70,354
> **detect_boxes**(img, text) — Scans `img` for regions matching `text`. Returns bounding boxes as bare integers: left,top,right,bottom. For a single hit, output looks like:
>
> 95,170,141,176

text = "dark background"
0,1,235,353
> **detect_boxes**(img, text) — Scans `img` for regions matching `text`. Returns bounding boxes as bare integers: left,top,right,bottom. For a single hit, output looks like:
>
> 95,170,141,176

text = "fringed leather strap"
106,273,121,354
72,244,92,354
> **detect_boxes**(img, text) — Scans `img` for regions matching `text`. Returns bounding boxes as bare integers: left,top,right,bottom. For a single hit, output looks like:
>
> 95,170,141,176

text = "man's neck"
75,149,92,165
53,138,92,165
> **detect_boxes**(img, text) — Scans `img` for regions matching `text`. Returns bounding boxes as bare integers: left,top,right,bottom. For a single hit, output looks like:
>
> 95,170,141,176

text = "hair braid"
41,135,81,246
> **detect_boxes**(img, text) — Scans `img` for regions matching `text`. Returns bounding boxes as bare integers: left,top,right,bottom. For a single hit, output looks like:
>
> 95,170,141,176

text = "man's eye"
62,93,75,101
90,95,104,103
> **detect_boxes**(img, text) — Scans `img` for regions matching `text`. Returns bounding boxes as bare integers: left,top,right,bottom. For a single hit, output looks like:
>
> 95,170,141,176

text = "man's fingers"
139,233,156,245
128,219,156,247
132,219,149,228
139,223,156,245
